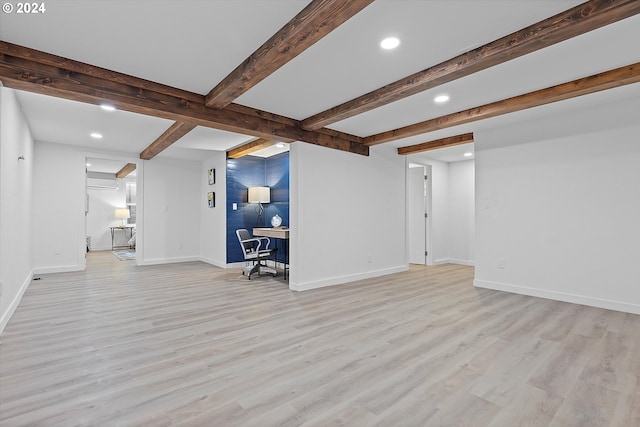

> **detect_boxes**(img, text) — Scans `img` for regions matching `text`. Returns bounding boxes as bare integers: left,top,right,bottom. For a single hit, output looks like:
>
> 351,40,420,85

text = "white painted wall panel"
0,88,34,332
142,158,201,264
290,144,407,290
200,152,227,267
475,98,640,313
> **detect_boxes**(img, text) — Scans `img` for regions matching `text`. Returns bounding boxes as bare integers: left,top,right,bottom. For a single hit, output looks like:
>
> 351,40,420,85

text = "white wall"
200,152,227,267
448,160,475,265
427,159,450,264
141,157,201,264
289,143,407,291
408,158,475,266
86,180,128,250
0,88,35,333
475,105,640,313
32,142,86,274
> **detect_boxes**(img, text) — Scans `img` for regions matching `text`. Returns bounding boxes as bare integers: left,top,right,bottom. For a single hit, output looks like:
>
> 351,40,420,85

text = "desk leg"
110,228,115,251
284,239,289,280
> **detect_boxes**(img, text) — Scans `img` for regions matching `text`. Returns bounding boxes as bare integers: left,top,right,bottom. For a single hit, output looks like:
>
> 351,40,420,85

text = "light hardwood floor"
1,251,639,426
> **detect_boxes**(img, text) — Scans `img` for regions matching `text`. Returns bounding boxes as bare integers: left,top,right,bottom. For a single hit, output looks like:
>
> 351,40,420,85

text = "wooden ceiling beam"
0,42,368,156
226,103,363,144
365,62,640,146
397,133,474,156
115,163,137,178
0,40,203,104
140,122,197,160
227,139,277,159
205,0,374,109
302,0,640,130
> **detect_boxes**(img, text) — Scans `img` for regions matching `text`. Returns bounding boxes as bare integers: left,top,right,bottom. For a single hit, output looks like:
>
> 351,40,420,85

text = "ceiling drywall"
1,0,638,163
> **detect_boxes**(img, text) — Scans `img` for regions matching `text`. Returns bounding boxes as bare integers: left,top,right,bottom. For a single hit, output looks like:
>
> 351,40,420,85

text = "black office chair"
236,229,277,279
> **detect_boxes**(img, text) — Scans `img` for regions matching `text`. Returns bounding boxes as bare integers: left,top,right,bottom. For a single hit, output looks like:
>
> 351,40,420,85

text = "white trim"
199,256,229,269
0,270,33,335
474,279,640,315
138,256,201,266
449,258,475,267
34,265,84,274
290,265,409,292
433,258,450,265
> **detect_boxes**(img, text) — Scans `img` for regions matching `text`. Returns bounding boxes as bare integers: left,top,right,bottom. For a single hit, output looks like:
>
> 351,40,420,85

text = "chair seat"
236,228,278,280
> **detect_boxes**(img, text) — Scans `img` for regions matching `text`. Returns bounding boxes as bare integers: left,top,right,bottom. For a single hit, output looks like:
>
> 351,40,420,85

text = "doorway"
408,164,432,265
83,154,142,268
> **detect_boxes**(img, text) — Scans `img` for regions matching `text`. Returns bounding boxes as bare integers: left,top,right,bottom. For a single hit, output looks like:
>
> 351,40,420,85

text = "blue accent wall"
226,152,289,263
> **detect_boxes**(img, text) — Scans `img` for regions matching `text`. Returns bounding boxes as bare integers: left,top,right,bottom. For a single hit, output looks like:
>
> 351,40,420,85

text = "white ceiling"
1,0,639,170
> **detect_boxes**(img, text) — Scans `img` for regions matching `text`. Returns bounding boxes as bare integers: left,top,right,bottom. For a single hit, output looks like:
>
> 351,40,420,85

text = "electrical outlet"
498,258,505,269
367,255,373,263
178,243,183,250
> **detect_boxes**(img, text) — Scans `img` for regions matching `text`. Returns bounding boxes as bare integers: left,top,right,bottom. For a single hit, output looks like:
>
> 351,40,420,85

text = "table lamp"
248,186,270,225
115,208,130,226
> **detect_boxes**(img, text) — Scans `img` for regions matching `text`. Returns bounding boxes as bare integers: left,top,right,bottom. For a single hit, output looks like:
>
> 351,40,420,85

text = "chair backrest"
236,229,254,256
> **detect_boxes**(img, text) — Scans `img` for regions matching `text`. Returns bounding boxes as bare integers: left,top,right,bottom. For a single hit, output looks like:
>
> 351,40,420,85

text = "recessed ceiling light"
380,37,400,50
100,103,116,111
275,143,285,148
434,94,450,104
90,132,103,139
464,152,473,157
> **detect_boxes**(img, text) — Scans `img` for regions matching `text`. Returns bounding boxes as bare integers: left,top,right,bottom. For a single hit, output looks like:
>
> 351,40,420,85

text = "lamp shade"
114,208,130,219
248,187,270,203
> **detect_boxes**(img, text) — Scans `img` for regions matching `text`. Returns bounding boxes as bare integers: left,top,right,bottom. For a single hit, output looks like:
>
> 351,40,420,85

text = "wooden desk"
253,228,289,239
253,228,289,279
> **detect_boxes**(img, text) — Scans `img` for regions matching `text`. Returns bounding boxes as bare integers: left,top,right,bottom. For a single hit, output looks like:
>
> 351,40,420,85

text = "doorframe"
406,162,433,266
424,164,433,266
81,151,144,267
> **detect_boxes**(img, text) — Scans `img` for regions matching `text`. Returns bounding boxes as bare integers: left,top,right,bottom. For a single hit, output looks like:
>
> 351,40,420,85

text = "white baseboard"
0,270,34,335
199,256,228,269
474,279,640,315
431,258,474,267
139,256,200,266
33,265,84,274
449,258,475,267
290,265,409,292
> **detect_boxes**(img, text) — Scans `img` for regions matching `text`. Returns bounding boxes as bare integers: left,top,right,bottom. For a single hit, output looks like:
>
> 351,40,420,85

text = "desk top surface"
253,227,290,239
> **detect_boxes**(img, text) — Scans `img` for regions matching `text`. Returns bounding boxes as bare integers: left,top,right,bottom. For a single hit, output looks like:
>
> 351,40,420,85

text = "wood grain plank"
139,122,197,160
365,62,640,146
302,0,640,130
115,162,136,178
2,253,640,425
205,0,374,108
227,138,277,159
0,44,368,156
397,132,474,155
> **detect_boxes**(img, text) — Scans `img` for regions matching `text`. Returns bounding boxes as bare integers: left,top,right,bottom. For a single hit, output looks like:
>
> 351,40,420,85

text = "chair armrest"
256,236,271,249
240,236,271,251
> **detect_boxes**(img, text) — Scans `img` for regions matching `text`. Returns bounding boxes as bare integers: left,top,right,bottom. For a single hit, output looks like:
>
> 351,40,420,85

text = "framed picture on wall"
208,168,216,185
207,192,215,208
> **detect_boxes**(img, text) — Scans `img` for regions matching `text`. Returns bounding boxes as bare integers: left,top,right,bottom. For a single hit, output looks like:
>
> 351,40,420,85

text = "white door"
408,167,426,264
